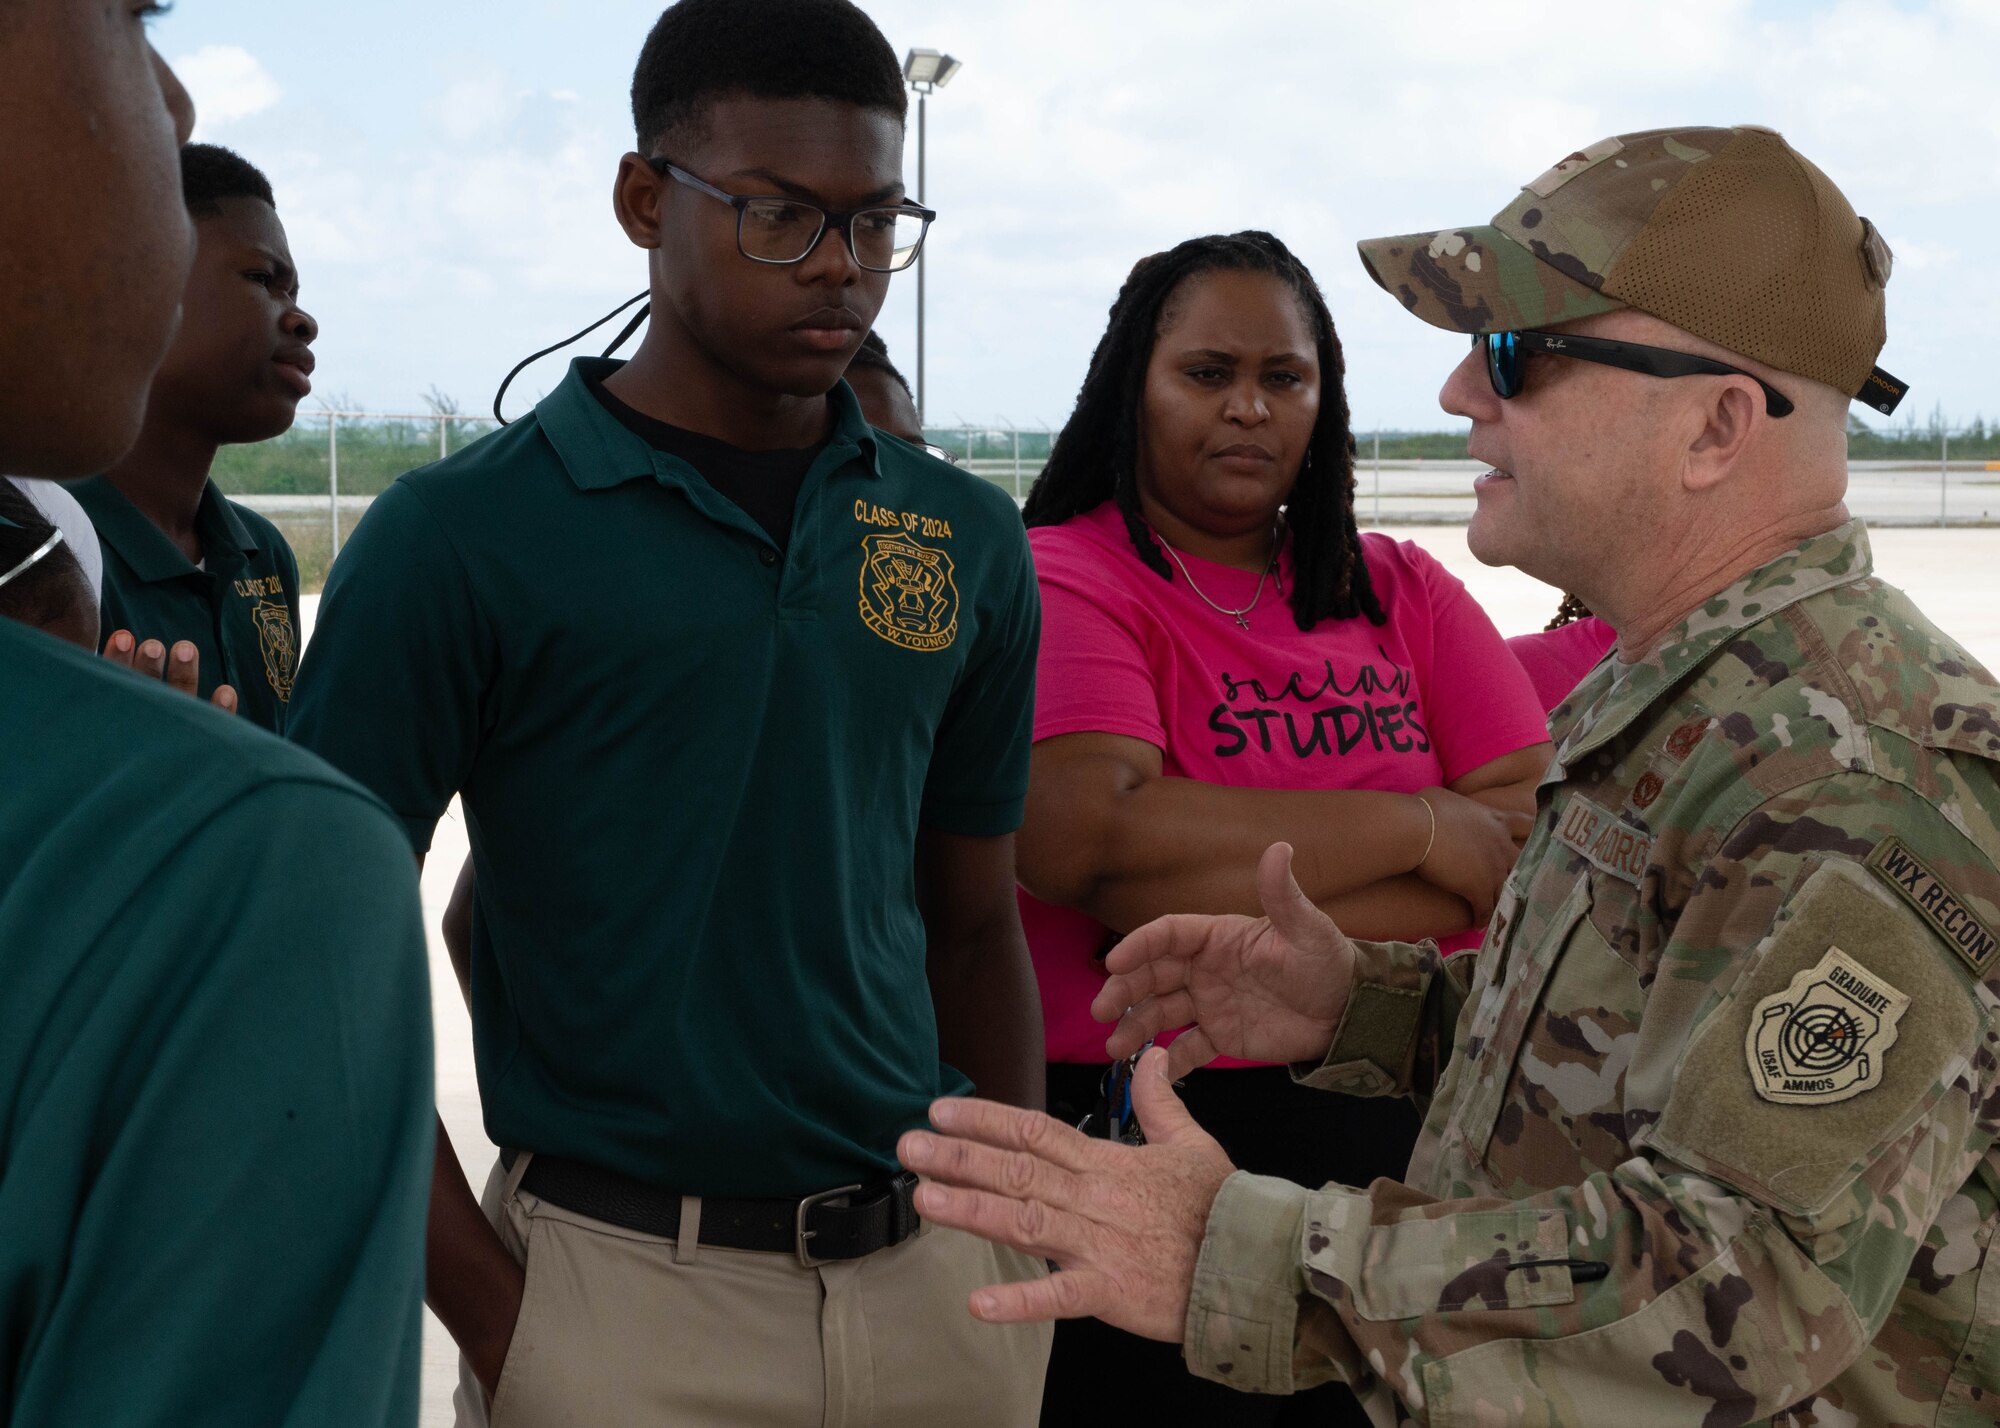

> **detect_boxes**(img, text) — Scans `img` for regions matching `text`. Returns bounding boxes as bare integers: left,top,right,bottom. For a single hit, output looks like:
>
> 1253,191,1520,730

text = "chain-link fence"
214,414,2000,592
1343,425,2000,528
211,411,497,589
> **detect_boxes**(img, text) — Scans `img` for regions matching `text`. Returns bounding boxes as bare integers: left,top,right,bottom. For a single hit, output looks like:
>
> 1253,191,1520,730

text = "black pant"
1038,1063,1420,1428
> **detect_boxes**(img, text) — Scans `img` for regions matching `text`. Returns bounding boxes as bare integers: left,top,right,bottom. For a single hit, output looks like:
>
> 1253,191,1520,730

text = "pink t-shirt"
1507,616,1617,713
1023,503,1550,1063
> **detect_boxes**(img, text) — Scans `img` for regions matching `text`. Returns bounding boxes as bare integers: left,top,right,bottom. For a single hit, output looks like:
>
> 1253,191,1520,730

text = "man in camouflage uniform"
898,125,2000,1426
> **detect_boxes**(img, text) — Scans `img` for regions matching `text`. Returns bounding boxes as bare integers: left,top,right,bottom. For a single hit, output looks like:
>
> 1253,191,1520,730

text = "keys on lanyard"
1079,1039,1154,1145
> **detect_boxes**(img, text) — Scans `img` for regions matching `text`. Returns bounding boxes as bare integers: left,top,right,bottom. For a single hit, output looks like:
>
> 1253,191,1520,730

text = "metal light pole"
902,48,962,427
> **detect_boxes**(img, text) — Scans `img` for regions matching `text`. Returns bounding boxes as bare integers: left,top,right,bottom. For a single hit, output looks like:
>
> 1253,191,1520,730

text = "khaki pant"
454,1154,1052,1427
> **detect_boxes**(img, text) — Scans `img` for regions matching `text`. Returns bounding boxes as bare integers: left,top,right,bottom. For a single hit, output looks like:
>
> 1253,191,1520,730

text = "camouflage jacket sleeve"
1288,937,1475,1105
1185,773,1999,1424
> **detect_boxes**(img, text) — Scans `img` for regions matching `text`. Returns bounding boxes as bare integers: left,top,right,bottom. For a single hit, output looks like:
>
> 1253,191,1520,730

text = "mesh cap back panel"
1604,130,1886,395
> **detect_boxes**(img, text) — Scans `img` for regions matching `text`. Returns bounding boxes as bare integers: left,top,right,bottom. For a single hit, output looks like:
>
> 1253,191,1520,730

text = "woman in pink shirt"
1017,232,1551,1427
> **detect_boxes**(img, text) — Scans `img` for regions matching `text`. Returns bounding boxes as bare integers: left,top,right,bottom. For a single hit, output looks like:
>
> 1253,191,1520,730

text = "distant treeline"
208,410,2000,502
1847,415,2000,459
211,419,498,499
922,428,1476,464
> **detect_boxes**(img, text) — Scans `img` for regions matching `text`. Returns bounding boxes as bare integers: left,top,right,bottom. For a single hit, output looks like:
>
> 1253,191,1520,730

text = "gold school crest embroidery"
253,598,298,701
858,532,958,652
1746,946,1909,1105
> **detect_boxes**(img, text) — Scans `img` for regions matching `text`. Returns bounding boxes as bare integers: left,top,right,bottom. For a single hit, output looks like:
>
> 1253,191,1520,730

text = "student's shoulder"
0,621,399,839
871,432,1023,528
337,417,567,564
392,411,567,509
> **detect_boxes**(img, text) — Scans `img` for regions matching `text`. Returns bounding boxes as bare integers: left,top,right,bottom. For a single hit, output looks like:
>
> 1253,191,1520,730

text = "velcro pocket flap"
1652,859,1979,1218
1302,1190,1577,1323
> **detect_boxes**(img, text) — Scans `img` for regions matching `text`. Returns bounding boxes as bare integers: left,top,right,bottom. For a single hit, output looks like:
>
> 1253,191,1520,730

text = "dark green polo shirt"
71,476,302,733
290,357,1040,1198
0,618,432,1426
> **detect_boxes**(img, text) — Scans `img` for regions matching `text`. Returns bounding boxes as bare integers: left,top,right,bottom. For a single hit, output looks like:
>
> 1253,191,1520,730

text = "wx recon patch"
1866,837,1999,976
1746,946,1909,1105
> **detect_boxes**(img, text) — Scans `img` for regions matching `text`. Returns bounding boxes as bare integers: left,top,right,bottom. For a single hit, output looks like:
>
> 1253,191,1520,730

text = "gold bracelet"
1415,793,1437,868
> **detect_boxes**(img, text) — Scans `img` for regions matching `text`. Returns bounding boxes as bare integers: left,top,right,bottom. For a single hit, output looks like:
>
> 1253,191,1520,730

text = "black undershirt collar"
584,370,825,552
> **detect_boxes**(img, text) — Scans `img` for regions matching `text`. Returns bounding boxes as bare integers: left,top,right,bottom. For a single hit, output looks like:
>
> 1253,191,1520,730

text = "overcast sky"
159,0,1997,434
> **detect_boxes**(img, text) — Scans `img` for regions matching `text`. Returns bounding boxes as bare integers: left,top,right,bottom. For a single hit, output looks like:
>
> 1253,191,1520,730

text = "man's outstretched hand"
1092,842,1355,1077
898,1047,1235,1343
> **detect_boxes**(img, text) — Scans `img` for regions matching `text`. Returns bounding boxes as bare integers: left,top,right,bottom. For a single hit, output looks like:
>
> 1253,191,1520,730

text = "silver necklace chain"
1156,526,1281,630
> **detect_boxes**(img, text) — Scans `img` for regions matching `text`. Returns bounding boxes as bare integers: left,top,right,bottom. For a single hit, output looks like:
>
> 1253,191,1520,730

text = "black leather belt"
501,1149,921,1267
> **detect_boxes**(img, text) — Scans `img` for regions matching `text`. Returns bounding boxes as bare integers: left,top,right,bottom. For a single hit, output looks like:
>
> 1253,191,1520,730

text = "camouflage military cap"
1356,126,1907,412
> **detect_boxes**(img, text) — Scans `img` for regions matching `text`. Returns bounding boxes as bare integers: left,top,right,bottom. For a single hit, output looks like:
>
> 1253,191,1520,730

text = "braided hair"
1545,592,1594,630
1022,231,1384,630
847,329,911,397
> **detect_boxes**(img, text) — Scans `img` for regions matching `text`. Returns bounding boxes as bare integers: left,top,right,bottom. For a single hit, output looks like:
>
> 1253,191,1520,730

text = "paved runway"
290,521,2000,1426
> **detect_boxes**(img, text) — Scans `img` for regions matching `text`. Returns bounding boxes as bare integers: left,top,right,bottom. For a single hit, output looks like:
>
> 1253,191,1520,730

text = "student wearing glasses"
1013,231,1549,1425
904,127,2000,1428
288,3,1050,1423
432,323,970,1004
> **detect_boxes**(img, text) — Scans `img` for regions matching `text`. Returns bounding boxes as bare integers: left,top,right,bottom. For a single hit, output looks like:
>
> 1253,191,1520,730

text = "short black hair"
847,329,911,397
181,143,275,218
0,480,89,635
1023,232,1384,631
631,0,907,156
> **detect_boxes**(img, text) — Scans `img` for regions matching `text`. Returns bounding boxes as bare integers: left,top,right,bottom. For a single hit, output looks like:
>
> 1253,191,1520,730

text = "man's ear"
1681,378,1762,493
612,153,666,251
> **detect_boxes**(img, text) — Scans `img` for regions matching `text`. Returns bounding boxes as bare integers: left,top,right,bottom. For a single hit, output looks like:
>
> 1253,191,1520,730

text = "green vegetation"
212,411,2000,507
921,427,1478,462
1848,412,2000,460
210,416,499,498
266,512,339,596
221,409,2000,595
1353,431,1475,459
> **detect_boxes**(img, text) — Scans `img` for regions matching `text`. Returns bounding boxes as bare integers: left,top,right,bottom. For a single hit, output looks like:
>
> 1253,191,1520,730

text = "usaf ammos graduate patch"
1746,947,1910,1105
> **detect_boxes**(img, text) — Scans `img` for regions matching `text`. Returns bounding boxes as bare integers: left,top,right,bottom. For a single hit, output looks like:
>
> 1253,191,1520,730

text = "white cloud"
429,66,527,143
173,44,281,135
161,0,2000,428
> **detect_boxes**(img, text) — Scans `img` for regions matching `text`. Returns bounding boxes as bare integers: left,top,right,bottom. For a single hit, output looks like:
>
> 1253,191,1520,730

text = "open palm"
1091,842,1354,1077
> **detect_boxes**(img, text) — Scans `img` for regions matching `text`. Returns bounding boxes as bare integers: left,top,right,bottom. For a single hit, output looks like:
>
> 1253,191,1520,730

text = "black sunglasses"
1477,330,1794,418
647,158,935,274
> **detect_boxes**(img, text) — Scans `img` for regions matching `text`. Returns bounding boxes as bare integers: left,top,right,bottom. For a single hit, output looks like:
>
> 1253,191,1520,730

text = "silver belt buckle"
795,1183,863,1268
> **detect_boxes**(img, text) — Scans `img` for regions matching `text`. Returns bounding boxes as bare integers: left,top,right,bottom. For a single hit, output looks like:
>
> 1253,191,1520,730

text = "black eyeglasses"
648,158,935,273
1477,330,1794,418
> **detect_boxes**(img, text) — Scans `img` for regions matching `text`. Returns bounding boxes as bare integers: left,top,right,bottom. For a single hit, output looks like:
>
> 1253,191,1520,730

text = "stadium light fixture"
902,48,963,427
902,48,962,92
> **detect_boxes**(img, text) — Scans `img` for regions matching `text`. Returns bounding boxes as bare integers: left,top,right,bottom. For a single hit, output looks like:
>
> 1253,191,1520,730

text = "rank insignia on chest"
1663,717,1711,761
1745,947,1909,1105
